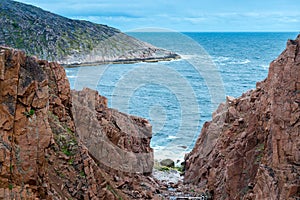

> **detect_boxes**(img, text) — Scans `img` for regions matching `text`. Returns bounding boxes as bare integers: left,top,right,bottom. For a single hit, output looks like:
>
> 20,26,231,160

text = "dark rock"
160,159,175,168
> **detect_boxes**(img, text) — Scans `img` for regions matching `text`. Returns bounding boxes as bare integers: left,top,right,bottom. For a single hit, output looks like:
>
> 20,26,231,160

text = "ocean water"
65,32,298,162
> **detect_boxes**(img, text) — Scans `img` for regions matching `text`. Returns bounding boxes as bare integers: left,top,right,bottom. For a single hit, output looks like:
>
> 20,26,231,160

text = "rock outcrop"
0,0,179,65
0,46,159,199
1,33,299,200
184,35,300,199
72,88,154,175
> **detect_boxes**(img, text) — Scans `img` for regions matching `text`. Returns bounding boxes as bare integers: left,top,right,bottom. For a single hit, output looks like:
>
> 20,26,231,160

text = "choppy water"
65,32,298,162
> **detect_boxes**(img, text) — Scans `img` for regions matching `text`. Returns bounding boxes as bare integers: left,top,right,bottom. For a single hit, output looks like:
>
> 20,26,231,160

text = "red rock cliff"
0,46,157,199
184,35,300,199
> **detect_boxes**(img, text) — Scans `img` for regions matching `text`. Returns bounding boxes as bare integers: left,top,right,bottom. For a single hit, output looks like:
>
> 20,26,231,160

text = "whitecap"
228,59,251,65
212,56,230,62
260,64,269,69
180,54,197,59
167,135,180,140
152,145,165,151
66,75,77,78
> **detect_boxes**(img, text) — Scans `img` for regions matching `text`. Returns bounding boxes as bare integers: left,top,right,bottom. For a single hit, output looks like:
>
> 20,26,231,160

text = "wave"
180,54,198,59
260,64,269,69
152,145,165,150
66,75,77,78
167,135,180,140
213,56,251,65
212,56,230,62
230,59,251,65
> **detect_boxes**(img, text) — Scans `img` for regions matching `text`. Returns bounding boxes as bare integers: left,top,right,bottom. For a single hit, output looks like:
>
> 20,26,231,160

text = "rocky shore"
0,33,299,199
0,46,197,199
184,34,300,199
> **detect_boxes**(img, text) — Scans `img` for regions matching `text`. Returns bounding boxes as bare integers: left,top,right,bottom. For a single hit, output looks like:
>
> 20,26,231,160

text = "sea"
65,32,298,163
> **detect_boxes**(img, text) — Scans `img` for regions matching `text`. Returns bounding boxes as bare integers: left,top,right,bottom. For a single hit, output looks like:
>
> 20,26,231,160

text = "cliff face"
0,0,178,65
184,35,300,199
0,46,156,199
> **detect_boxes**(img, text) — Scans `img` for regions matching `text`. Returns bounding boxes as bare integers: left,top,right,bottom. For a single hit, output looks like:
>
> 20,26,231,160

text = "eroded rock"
0,46,158,199
184,35,300,199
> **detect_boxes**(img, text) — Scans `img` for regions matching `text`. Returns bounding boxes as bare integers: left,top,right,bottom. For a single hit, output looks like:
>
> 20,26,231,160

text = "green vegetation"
0,0,120,62
9,164,13,172
154,160,184,173
8,184,13,190
23,109,35,118
255,143,265,164
79,171,86,178
62,146,72,156
68,158,74,165
256,143,265,152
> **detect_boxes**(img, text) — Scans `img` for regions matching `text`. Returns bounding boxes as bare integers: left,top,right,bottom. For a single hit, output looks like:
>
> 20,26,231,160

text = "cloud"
14,0,300,31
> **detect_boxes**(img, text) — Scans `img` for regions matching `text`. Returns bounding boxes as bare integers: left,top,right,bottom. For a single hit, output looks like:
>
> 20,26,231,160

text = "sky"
15,0,300,32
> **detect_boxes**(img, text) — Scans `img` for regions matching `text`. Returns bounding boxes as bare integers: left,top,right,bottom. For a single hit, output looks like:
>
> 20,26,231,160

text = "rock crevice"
184,35,300,199
0,46,157,199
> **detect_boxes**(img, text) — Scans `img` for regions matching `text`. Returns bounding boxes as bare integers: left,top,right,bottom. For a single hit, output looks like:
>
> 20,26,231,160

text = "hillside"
0,0,178,65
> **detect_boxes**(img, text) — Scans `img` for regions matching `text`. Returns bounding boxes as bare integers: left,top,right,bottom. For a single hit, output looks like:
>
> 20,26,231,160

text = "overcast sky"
15,0,300,32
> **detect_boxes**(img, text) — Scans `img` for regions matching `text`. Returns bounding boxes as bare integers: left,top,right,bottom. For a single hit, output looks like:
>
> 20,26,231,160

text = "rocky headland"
0,0,179,66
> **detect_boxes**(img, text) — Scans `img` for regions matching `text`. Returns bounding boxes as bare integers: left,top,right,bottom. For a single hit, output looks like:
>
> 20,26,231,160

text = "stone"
0,46,157,199
184,34,300,199
160,159,175,168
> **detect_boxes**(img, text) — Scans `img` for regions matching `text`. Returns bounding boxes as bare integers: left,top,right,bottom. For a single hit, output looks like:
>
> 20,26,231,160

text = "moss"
256,143,265,152
255,143,265,164
68,158,74,165
154,159,184,173
158,166,170,171
255,154,263,164
23,109,35,118
62,146,72,156
79,171,85,177
155,165,184,172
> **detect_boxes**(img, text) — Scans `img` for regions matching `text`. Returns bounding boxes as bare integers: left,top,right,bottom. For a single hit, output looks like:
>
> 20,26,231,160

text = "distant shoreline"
63,53,181,67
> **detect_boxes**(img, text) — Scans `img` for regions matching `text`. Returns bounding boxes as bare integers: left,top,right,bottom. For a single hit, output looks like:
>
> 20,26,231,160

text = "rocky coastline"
63,51,180,67
0,46,195,199
184,34,300,199
0,34,299,199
